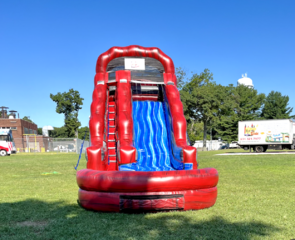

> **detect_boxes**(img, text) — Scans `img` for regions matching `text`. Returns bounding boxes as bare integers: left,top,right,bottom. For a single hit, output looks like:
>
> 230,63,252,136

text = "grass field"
0,150,294,240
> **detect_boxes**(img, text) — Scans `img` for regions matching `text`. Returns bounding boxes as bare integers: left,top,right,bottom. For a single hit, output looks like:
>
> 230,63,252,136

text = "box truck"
0,129,16,156
238,119,295,152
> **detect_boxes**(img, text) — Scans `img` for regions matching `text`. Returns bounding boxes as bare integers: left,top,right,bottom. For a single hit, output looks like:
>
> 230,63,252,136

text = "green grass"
0,151,294,239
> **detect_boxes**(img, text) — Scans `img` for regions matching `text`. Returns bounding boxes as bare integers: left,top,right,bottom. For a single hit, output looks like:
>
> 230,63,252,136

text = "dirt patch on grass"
17,220,48,228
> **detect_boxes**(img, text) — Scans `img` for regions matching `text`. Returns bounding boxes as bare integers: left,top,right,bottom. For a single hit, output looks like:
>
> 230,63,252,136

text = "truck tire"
291,144,295,150
0,150,7,156
255,146,264,153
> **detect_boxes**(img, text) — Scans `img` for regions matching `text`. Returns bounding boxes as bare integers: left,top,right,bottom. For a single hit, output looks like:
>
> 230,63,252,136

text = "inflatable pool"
76,45,219,212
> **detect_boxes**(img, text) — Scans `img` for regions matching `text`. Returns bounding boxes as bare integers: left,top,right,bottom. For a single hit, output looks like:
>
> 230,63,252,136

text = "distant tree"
261,91,294,119
214,85,265,142
48,127,68,138
50,89,84,138
214,112,240,143
235,85,265,120
38,128,42,135
180,69,234,149
38,127,67,137
78,126,90,141
176,67,190,90
22,116,35,124
187,121,211,144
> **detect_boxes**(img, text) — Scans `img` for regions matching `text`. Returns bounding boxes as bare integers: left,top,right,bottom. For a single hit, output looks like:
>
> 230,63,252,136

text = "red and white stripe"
0,145,9,152
0,142,12,153
8,142,12,151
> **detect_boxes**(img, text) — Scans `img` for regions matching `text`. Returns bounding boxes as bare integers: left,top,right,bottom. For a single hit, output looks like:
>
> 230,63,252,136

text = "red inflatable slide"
76,46,219,212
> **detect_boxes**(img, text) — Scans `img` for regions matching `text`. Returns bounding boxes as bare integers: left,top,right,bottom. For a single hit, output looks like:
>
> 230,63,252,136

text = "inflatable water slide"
76,46,219,212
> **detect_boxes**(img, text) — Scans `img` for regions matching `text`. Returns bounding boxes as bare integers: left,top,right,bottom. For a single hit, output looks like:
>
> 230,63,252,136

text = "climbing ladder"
107,86,117,171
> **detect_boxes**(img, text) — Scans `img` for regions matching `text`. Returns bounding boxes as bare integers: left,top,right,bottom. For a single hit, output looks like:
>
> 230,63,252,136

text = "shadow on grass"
0,199,281,240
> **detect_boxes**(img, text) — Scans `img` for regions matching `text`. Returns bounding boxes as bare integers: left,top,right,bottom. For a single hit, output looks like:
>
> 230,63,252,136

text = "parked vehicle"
229,141,239,149
238,119,295,152
193,140,228,150
0,129,16,156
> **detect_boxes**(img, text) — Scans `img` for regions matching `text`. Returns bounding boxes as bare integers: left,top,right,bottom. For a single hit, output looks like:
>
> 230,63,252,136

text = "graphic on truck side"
240,122,291,144
244,124,259,136
265,132,289,143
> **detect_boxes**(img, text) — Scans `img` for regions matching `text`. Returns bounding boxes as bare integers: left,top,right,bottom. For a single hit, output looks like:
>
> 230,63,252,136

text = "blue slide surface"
133,101,175,171
119,101,176,171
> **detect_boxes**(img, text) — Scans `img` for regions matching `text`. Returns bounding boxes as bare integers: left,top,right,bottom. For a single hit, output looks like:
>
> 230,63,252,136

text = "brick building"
0,118,51,152
0,118,38,136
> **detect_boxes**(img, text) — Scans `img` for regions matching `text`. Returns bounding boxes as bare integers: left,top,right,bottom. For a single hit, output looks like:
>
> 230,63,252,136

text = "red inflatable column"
116,70,137,165
87,73,107,170
164,79,198,170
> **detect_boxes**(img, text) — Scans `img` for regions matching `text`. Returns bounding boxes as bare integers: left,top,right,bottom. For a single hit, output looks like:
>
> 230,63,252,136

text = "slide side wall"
164,84,197,169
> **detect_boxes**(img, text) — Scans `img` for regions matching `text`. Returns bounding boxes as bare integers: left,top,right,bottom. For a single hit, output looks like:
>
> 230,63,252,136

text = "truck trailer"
238,119,295,152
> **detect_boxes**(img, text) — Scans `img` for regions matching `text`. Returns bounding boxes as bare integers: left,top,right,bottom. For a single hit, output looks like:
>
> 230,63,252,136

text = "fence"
14,137,229,153
76,138,90,154
14,137,89,153
193,140,228,151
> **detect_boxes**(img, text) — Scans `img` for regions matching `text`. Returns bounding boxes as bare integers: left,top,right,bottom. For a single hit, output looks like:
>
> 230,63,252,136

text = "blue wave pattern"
162,99,184,170
131,101,175,171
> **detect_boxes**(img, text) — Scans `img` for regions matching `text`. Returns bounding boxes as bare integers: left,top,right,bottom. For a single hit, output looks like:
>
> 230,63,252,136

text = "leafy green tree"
214,112,240,143
46,126,89,139
50,89,84,138
176,67,191,90
22,116,35,124
48,127,68,138
187,121,211,144
214,85,265,142
180,69,234,149
78,126,90,141
235,85,265,120
38,128,42,135
261,91,294,119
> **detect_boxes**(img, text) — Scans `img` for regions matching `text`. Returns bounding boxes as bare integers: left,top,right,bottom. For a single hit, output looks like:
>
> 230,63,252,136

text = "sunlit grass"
0,151,294,239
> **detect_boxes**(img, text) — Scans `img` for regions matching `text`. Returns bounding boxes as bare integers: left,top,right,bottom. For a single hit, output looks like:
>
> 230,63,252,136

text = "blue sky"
1,0,294,128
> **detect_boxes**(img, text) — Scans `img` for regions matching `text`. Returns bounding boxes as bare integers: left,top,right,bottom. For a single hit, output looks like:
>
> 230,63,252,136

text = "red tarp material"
77,168,218,193
78,187,217,212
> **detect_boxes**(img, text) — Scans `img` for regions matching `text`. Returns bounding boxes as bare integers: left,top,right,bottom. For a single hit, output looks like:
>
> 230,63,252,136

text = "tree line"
45,71,294,146
37,126,89,141
177,68,295,147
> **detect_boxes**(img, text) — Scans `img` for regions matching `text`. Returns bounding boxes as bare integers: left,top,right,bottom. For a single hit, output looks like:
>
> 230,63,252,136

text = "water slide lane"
133,101,150,171
146,102,160,171
139,102,153,171
156,103,174,170
132,101,174,171
132,101,142,169
162,96,184,170
150,102,161,169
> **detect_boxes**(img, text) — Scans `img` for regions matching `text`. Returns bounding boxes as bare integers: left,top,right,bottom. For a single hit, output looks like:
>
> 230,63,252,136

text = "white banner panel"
124,58,145,70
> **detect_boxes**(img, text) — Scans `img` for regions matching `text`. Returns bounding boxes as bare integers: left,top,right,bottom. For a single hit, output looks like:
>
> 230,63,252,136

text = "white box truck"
0,129,16,156
238,119,295,152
